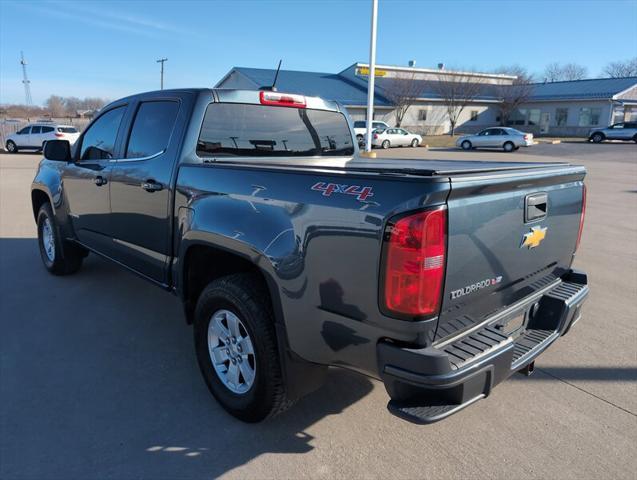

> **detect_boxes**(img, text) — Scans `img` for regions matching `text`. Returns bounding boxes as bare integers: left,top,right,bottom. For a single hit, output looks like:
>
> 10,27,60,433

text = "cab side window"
80,106,125,161
17,127,30,135
125,101,179,159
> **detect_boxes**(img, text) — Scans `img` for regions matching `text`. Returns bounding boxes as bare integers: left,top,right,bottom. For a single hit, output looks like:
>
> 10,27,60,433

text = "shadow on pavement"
0,238,374,479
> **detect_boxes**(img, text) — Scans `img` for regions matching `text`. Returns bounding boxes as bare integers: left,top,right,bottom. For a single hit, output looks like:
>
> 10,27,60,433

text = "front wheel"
5,140,17,153
461,140,472,150
381,140,390,149
411,138,419,147
591,132,604,143
37,203,84,275
194,273,292,422
503,141,515,152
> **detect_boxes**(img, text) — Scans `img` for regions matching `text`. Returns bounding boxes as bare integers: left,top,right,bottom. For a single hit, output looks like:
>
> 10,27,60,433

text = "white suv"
353,120,390,144
5,123,81,153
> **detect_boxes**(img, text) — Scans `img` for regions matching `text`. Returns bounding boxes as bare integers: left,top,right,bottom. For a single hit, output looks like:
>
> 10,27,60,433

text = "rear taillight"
373,133,378,139
54,132,64,138
259,91,306,108
382,207,447,317
575,184,587,251
524,134,530,140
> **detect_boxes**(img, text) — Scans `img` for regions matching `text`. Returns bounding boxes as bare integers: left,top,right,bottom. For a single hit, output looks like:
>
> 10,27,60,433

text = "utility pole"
156,58,168,90
363,0,378,156
20,51,33,106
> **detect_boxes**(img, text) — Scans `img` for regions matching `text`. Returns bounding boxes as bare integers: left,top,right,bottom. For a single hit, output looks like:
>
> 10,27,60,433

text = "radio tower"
20,51,33,106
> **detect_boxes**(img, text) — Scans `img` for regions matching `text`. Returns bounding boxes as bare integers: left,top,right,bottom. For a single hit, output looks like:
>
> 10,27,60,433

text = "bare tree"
543,62,588,81
430,70,486,136
603,57,637,78
494,65,535,126
380,72,423,127
45,95,67,116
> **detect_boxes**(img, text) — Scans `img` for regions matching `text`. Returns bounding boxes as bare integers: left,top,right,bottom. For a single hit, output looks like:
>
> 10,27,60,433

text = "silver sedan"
371,127,422,148
456,127,534,152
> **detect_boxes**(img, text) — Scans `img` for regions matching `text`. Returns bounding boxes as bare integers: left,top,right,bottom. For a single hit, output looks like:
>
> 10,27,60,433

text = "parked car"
33,88,588,424
456,127,533,152
588,122,637,143
5,123,80,153
371,127,422,148
353,120,389,144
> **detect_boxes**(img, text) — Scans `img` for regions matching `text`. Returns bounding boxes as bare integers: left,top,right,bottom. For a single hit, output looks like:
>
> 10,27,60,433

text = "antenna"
260,60,282,91
20,51,32,106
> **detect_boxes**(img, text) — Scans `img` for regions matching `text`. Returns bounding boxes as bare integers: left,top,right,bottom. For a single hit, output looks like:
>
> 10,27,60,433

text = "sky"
1,0,636,105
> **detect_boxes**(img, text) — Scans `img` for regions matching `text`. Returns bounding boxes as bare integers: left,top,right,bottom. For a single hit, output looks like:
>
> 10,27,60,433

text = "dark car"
31,88,588,424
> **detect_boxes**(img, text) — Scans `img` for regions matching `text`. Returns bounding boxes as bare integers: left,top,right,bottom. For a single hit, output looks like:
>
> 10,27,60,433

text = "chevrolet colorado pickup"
32,88,589,424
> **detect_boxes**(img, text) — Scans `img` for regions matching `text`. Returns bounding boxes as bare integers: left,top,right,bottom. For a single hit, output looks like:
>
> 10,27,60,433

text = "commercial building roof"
527,77,637,101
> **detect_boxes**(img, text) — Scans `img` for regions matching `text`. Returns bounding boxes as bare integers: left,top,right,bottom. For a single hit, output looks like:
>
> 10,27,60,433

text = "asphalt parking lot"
1,142,636,480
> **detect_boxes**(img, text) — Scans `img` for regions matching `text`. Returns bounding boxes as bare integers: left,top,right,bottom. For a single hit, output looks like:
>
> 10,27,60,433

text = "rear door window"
197,103,354,158
126,101,179,159
58,127,78,133
31,126,42,134
41,126,54,133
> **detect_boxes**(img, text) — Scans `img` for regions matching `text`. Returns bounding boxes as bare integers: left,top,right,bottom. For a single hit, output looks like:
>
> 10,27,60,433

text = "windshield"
197,103,354,157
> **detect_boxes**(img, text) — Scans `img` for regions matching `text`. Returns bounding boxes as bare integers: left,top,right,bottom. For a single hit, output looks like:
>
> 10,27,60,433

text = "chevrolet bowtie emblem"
521,226,547,249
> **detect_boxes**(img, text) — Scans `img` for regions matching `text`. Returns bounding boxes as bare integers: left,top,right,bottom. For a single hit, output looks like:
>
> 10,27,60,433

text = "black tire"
37,203,84,275
6,140,17,153
381,140,390,149
356,134,364,144
461,140,472,150
591,132,604,143
503,141,515,152
194,273,292,422
411,138,419,147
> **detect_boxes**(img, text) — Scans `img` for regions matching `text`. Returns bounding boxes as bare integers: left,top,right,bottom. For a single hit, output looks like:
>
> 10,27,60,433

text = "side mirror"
43,140,72,161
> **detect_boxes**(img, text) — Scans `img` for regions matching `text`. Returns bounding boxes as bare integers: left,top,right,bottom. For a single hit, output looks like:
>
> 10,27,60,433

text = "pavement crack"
537,367,636,417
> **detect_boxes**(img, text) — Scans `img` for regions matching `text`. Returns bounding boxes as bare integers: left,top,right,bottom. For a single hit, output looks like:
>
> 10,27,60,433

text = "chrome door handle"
94,176,107,186
141,180,163,192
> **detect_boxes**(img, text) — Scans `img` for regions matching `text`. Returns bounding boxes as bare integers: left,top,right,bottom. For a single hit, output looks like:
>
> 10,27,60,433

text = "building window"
578,107,601,126
508,108,527,126
470,110,478,122
556,108,568,126
418,109,428,121
528,109,541,126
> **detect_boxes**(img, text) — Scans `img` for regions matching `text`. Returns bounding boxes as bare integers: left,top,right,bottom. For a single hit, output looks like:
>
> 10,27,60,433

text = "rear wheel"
461,140,472,150
503,141,515,152
382,140,390,149
356,134,364,144
6,140,17,153
194,273,292,422
591,132,604,143
411,138,419,147
37,203,84,275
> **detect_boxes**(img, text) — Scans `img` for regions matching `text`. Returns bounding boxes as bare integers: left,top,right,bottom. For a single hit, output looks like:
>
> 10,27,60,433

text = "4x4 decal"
311,182,374,202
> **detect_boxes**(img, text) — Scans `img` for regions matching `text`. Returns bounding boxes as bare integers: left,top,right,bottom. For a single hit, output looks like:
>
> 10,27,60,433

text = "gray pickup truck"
32,88,589,424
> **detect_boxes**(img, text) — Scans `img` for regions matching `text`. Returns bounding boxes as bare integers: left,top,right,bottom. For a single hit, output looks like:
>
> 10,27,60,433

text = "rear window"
58,127,78,133
354,121,365,128
197,103,354,158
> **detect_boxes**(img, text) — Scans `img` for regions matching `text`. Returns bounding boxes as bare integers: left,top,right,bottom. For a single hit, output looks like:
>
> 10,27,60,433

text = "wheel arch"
179,240,327,399
31,188,52,221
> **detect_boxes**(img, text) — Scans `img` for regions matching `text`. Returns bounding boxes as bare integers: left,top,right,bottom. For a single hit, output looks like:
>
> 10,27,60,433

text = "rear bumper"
377,269,589,424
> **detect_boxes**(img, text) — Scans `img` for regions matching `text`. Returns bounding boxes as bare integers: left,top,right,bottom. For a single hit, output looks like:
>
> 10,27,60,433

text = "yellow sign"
357,67,387,77
521,226,547,249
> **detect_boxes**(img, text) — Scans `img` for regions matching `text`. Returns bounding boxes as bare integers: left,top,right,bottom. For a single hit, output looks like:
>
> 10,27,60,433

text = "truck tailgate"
436,165,586,341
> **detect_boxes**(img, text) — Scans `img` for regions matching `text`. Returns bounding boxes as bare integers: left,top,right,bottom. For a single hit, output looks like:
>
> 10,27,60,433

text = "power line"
20,51,32,106
156,58,168,90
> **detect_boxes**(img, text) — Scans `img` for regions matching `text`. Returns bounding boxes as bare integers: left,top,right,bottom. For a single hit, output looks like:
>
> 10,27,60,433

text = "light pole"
157,58,168,90
363,0,378,156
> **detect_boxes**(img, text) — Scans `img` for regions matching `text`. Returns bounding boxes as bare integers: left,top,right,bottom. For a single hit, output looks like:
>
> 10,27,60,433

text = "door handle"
94,176,107,186
141,180,163,192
